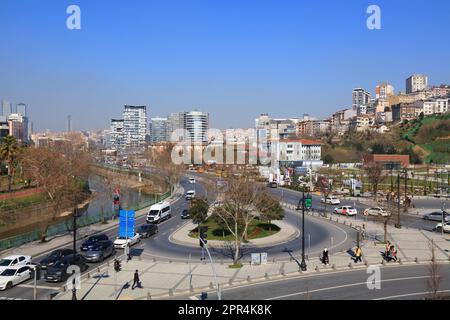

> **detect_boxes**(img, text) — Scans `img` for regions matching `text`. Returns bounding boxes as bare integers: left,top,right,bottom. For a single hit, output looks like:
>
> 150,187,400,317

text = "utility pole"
441,202,446,236
395,172,401,229
300,191,308,271
404,169,408,213
199,237,221,300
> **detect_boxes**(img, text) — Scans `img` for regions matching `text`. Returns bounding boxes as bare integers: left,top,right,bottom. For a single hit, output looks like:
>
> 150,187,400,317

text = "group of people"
384,241,398,262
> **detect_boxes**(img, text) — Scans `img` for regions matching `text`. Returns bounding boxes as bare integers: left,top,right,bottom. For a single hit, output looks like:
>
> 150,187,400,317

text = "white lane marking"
374,289,450,300
189,295,199,300
266,276,429,300
18,284,58,290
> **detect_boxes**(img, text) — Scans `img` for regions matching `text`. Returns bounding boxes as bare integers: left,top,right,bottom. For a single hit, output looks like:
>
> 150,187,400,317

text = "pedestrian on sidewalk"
385,241,391,257
132,270,141,290
354,246,362,263
126,244,132,262
322,248,329,265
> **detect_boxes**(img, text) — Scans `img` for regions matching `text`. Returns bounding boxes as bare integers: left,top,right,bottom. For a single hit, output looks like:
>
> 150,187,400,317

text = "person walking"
322,248,329,265
385,241,391,258
132,270,141,290
354,246,362,263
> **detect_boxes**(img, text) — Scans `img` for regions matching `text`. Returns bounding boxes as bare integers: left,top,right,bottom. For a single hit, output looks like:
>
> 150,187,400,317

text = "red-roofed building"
363,154,410,169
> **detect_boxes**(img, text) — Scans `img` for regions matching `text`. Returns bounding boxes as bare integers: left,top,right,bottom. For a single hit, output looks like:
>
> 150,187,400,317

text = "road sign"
119,210,135,238
251,253,261,265
260,253,268,265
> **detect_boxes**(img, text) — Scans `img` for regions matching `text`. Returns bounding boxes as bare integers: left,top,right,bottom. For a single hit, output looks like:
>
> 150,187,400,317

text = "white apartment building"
185,110,209,143
109,119,125,150
406,74,428,94
275,138,323,169
352,88,371,110
123,105,147,147
375,83,395,99
7,113,29,143
415,98,449,116
349,115,375,132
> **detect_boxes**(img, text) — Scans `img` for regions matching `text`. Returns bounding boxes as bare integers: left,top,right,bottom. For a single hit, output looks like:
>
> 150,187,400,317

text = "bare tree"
316,176,332,216
427,239,442,300
364,162,385,201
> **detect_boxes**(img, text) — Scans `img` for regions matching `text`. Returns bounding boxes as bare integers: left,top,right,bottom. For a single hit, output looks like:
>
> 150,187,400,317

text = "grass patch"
189,217,280,241
0,193,48,211
228,263,243,269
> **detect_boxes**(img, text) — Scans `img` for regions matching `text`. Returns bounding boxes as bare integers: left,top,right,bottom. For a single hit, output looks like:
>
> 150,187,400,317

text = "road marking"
18,284,58,290
265,275,429,300
189,295,199,300
373,289,450,300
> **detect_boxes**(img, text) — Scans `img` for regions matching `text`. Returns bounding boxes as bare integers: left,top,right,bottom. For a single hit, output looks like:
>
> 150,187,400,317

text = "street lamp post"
300,191,307,271
404,168,408,213
395,172,401,229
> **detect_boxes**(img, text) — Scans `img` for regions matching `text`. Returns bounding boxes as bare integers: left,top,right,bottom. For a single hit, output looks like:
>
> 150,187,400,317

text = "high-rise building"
67,115,72,132
352,88,371,110
123,105,147,147
168,112,186,138
1,100,12,117
150,117,169,143
0,116,9,142
109,119,125,150
406,74,428,94
375,83,395,99
16,103,27,116
185,110,209,143
7,113,29,143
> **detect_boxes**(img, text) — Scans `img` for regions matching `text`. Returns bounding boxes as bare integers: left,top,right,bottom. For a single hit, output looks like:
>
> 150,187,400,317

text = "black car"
81,234,109,251
39,249,75,269
45,255,88,283
138,224,158,238
267,182,278,188
82,240,116,263
181,209,190,219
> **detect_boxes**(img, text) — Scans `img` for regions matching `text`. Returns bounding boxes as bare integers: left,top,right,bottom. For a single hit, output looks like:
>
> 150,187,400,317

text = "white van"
146,202,171,224
185,190,196,200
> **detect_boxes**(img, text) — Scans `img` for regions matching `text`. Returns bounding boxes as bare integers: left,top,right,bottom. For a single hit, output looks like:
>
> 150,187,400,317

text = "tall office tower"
1,100,12,117
7,113,29,143
67,115,72,132
123,105,147,147
184,110,209,143
150,117,169,143
168,112,186,137
109,119,125,150
16,103,27,116
406,74,428,94
352,88,371,110
375,83,395,99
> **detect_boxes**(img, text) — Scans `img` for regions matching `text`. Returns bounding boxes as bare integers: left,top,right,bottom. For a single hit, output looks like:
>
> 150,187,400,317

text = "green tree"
0,136,19,192
259,196,284,231
189,198,209,225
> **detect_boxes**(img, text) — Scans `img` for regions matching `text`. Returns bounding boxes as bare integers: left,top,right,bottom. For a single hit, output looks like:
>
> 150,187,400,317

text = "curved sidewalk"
169,220,299,248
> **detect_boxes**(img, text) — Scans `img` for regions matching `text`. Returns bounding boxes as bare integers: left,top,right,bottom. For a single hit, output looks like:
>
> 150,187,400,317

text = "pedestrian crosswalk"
0,297,29,300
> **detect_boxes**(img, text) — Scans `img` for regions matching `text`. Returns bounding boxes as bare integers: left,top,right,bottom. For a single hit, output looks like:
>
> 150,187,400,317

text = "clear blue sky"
1,0,449,132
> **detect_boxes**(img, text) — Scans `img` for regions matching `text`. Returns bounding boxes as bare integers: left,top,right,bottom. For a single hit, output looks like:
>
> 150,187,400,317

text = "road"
185,264,450,300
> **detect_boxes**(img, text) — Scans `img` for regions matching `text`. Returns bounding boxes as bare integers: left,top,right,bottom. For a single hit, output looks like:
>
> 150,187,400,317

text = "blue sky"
1,0,450,131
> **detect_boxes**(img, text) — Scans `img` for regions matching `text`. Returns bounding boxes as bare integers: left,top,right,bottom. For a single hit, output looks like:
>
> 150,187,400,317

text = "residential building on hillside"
406,74,428,94
391,103,422,122
375,82,395,99
109,119,125,150
352,88,371,110
7,113,29,143
274,138,323,168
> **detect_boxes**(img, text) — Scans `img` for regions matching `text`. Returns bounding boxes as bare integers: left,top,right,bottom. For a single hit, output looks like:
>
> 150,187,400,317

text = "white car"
0,255,32,273
189,178,196,184
185,190,196,200
113,233,141,249
436,222,450,233
334,206,358,216
321,196,340,205
363,207,390,217
0,266,32,291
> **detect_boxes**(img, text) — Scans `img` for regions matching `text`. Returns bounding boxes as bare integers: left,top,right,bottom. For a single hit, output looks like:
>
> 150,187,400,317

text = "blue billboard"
119,210,135,238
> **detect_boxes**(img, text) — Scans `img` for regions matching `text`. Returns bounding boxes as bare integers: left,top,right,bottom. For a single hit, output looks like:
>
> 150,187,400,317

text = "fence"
0,189,171,253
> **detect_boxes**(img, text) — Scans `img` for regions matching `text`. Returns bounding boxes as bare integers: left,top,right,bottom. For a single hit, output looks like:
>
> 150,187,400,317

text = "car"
146,202,171,224
81,234,109,251
45,255,88,283
334,206,358,216
82,241,116,263
435,222,450,233
113,233,141,249
267,182,278,188
181,209,190,219
138,224,158,238
0,266,32,291
363,207,390,217
0,255,32,273
185,190,196,200
321,196,340,205
189,178,196,184
39,249,75,269
423,211,448,222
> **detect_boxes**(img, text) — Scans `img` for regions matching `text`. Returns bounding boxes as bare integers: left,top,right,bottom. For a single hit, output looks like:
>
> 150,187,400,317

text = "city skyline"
1,0,450,132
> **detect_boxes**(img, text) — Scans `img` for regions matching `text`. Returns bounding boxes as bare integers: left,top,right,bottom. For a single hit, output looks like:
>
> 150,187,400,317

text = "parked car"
436,222,450,233
45,255,88,283
146,202,171,224
138,224,158,238
113,233,141,249
267,182,278,188
0,255,32,273
321,196,340,205
185,190,196,200
181,209,190,219
363,207,390,217
423,211,448,222
334,206,358,216
82,240,115,263
189,178,196,184
0,266,32,291
81,234,109,252
40,249,75,269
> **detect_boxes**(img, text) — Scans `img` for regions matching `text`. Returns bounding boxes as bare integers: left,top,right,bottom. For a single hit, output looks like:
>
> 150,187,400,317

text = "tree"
364,162,385,201
189,198,209,225
427,240,443,300
213,175,277,264
316,176,332,216
259,196,284,231
0,135,19,192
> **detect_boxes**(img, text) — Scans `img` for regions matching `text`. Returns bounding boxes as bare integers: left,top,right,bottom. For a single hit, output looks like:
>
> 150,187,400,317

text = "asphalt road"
185,264,450,300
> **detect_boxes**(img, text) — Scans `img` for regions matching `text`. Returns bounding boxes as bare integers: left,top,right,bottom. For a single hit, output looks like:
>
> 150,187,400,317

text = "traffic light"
304,194,312,209
114,259,122,272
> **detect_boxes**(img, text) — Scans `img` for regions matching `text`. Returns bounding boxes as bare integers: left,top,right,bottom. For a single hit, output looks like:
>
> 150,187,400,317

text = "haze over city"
1,0,450,131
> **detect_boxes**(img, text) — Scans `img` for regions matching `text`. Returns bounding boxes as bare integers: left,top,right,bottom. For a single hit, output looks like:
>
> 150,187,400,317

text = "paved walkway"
54,204,450,300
